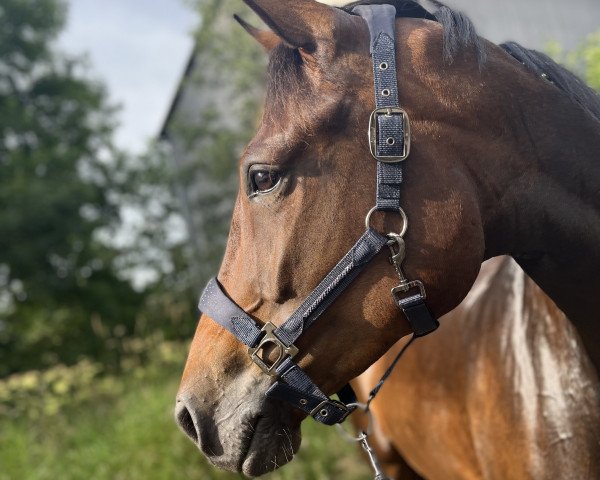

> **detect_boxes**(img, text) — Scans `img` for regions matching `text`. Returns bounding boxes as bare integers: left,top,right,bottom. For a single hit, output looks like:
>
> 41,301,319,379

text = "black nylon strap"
337,383,358,405
198,278,263,348
198,228,388,351
275,229,388,346
353,4,405,212
267,358,355,425
397,294,439,337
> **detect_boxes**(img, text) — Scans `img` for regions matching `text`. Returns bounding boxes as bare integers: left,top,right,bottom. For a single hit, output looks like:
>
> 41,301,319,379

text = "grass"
0,364,370,480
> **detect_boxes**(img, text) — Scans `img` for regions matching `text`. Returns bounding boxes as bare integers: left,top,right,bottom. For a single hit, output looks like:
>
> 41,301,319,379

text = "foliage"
547,29,600,91
0,342,371,480
0,334,182,420
575,30,600,91
99,146,198,342
0,0,146,375
0,359,103,419
0,0,267,382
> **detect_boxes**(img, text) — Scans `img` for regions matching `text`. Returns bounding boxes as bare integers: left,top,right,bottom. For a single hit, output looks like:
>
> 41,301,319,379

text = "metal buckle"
310,399,355,422
248,322,299,377
368,107,411,163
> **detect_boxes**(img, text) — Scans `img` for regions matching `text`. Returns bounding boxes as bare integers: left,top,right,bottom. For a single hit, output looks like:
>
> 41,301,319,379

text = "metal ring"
335,403,373,442
365,206,408,237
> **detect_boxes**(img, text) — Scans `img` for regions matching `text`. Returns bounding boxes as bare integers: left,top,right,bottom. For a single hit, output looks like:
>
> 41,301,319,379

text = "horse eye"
250,169,280,194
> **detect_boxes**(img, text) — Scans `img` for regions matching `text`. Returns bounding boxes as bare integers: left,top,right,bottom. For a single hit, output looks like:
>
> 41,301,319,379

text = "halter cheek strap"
196,4,439,427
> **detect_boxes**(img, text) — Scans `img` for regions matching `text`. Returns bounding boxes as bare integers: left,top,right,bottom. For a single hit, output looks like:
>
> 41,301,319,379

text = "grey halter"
197,4,439,426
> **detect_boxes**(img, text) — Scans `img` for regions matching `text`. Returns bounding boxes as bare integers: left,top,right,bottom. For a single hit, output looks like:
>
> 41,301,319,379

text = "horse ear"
234,14,281,52
241,0,339,52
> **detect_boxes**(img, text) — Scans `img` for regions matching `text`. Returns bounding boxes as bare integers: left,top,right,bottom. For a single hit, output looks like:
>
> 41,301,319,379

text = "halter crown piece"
197,4,439,427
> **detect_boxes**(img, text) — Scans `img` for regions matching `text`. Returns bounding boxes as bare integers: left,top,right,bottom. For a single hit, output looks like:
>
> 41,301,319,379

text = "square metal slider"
368,107,411,163
248,322,299,376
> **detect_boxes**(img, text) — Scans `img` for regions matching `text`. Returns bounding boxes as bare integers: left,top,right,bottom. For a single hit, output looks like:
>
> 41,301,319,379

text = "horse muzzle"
175,373,302,476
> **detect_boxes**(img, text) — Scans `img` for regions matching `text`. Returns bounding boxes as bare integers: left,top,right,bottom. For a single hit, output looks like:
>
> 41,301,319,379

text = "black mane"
501,41,600,122
344,1,600,122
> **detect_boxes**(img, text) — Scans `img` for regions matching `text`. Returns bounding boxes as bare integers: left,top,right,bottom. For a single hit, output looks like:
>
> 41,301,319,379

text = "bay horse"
351,257,600,479
176,0,600,476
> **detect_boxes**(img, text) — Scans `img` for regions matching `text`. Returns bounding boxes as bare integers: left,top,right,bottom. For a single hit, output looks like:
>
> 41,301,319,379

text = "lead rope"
365,334,416,412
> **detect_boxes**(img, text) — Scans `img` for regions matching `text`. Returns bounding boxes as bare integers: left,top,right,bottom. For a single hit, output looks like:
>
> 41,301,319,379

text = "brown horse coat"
352,257,600,479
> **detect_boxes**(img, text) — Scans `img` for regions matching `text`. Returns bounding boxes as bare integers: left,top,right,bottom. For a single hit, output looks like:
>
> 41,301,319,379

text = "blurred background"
0,0,598,479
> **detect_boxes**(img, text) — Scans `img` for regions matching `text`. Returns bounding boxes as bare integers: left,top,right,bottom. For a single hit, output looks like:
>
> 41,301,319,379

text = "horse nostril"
175,401,199,444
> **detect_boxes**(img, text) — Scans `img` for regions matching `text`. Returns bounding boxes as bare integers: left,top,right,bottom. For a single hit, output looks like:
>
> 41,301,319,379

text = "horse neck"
473,77,600,369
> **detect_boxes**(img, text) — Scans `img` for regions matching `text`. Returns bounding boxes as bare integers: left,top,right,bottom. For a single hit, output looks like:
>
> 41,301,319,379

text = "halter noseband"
197,4,439,426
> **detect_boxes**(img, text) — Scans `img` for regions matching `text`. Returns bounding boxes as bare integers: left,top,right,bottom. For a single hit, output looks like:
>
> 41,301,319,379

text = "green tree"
548,29,600,91
0,0,143,375
576,30,600,90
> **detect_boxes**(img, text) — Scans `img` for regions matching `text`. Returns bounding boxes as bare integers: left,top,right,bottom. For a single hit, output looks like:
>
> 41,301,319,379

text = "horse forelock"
265,44,305,121
263,42,354,144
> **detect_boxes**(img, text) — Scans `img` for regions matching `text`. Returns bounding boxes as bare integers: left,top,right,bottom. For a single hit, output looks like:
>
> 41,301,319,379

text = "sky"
58,0,197,154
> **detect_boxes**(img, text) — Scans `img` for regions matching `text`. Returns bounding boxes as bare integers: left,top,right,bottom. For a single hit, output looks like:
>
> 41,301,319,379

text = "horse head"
176,0,489,475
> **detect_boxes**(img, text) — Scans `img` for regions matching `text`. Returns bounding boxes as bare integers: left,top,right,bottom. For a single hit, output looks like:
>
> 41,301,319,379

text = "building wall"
446,0,599,51
160,2,265,284
320,0,600,50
